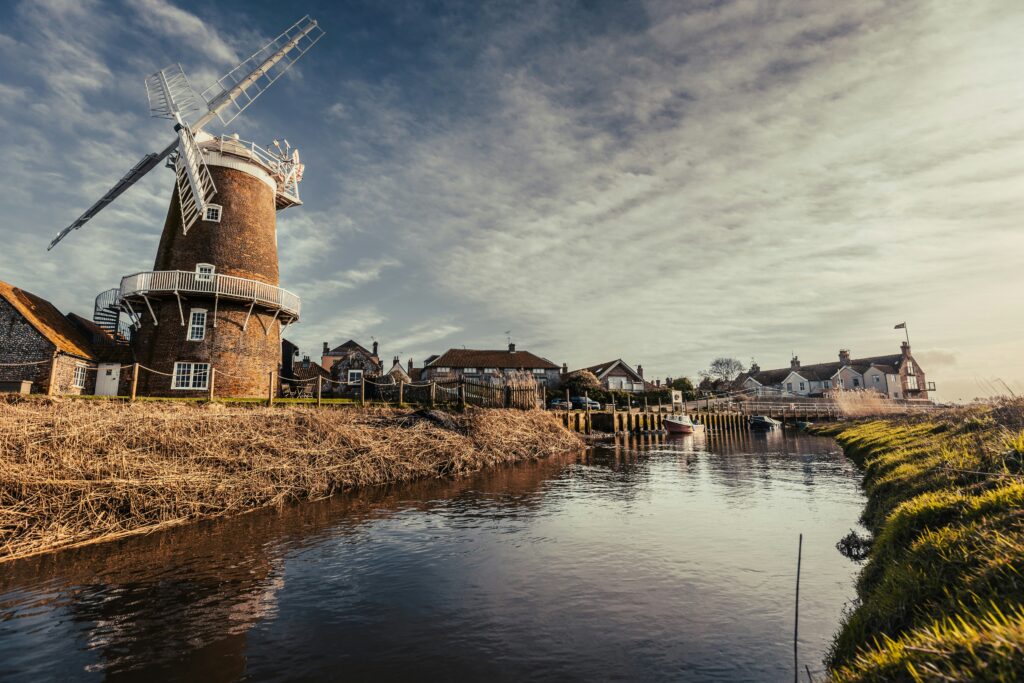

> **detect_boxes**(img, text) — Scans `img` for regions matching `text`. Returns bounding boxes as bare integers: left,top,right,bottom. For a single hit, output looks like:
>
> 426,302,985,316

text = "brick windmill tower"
49,17,324,397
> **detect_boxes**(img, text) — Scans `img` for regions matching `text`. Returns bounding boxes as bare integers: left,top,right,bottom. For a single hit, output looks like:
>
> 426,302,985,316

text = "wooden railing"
120,270,301,319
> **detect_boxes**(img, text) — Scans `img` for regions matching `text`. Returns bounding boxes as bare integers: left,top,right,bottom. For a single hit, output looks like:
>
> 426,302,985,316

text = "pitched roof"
427,348,559,370
741,353,905,387
576,359,644,382
293,360,331,381
386,359,411,382
0,281,95,359
328,339,373,356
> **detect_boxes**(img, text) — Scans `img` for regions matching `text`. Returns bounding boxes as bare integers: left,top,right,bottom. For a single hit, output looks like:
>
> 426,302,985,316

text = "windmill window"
204,204,222,223
187,309,207,341
195,264,215,281
172,362,209,390
72,364,88,388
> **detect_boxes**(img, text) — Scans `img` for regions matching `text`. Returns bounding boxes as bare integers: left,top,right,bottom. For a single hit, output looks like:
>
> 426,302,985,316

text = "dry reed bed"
0,398,583,563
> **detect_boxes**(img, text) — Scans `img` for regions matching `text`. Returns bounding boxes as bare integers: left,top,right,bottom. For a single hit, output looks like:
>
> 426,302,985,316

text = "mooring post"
585,391,592,433
316,376,322,407
208,368,216,401
130,362,139,401
398,379,404,407
268,370,275,406
794,532,803,683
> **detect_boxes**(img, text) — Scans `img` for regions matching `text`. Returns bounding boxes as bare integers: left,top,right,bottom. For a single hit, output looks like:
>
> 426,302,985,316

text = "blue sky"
1,0,1023,401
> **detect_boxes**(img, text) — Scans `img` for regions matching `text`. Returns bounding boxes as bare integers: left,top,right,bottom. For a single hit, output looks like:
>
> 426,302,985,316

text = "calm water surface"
0,430,864,681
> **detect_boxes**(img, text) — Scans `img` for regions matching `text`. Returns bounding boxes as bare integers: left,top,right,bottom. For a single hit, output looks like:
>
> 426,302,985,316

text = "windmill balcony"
119,270,300,323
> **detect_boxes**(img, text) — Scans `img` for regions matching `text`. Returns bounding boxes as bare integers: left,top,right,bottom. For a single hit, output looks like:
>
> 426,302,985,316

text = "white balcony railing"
120,270,300,320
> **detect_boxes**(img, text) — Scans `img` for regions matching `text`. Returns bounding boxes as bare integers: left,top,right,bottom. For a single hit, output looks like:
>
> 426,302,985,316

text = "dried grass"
832,390,911,418
0,397,583,563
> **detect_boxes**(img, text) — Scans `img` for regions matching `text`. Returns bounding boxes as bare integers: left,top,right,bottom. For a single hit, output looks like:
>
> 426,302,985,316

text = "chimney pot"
408,358,413,373
901,341,911,357
791,356,801,370
839,349,851,366
562,362,568,374
508,342,516,353
372,341,379,357
637,364,644,378
323,342,329,354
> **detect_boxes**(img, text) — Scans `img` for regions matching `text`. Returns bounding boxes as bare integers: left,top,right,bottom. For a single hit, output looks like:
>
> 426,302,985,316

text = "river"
0,429,864,682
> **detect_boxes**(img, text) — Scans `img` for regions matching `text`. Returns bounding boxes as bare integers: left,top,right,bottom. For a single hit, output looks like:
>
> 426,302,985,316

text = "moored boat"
666,414,705,434
748,415,782,430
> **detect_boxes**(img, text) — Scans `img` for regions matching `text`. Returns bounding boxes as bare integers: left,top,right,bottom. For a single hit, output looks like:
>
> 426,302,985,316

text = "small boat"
665,414,704,434
749,415,782,430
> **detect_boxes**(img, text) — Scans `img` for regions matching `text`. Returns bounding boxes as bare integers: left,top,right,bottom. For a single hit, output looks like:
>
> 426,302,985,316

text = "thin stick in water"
794,532,803,683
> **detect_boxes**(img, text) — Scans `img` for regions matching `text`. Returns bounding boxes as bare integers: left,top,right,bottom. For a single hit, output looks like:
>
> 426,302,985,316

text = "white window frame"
347,369,363,384
172,362,210,390
484,368,497,374
204,204,222,223
532,368,546,375
187,308,207,341
72,364,88,388
463,367,478,374
195,263,215,281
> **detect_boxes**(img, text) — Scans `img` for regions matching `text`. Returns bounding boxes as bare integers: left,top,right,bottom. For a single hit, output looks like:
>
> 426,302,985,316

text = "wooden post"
459,380,466,411
541,385,546,409
430,381,436,407
398,379,404,407
360,376,366,406
644,396,649,413
316,376,322,407
46,352,59,396
268,370,275,406
585,391,591,434
130,362,139,401
208,368,216,401
503,385,511,409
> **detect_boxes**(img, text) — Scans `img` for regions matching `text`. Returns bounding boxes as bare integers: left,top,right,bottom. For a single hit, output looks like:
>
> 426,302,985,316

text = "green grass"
824,400,1024,681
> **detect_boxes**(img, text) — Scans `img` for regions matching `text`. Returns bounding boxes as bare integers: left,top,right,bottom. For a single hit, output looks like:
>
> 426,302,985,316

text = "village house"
734,344,934,401
572,359,649,393
0,280,104,395
421,343,562,387
384,356,411,383
321,340,383,385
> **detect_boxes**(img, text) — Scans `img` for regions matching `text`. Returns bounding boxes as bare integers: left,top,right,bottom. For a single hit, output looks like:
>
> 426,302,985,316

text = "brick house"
421,343,561,387
734,344,934,401
322,340,383,385
0,280,100,395
573,359,648,393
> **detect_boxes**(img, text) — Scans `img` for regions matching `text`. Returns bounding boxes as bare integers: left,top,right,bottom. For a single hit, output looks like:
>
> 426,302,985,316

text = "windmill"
49,15,324,249
52,16,326,397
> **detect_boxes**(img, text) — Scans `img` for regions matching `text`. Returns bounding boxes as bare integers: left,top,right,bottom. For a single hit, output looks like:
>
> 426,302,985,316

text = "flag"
894,322,906,329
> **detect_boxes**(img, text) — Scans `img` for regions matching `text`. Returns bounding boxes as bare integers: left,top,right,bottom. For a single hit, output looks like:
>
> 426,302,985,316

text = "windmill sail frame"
201,16,325,127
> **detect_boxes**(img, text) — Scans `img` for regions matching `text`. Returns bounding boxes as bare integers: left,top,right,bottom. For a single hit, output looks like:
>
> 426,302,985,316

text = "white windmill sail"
146,63,217,233
47,15,325,250
200,16,324,127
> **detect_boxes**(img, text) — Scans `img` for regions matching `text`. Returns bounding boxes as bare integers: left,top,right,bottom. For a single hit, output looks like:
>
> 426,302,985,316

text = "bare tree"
701,357,746,383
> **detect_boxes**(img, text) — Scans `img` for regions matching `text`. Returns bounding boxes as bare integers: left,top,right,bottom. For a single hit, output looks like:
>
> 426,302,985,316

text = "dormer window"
196,263,215,281
204,204,222,223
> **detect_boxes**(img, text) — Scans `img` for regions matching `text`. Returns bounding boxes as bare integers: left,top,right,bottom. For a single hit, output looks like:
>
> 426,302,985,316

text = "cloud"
127,0,239,65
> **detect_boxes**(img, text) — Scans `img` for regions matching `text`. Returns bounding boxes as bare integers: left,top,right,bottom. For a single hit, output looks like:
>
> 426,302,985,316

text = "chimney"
637,364,644,378
839,349,851,366
562,362,568,374
322,341,329,355
408,358,414,373
508,342,516,353
901,341,911,358
655,379,661,387
372,341,379,357
790,355,800,370
302,355,310,368
750,362,760,373
393,355,399,366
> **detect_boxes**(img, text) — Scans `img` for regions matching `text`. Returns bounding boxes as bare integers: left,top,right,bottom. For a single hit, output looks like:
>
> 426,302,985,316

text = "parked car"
548,398,572,410
570,396,602,410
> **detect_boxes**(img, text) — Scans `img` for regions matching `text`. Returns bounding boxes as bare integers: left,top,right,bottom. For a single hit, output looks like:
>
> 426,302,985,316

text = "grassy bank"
0,397,583,563
817,400,1024,682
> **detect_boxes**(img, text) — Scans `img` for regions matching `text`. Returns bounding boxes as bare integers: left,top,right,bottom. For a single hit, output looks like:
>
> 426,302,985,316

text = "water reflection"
0,431,863,682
